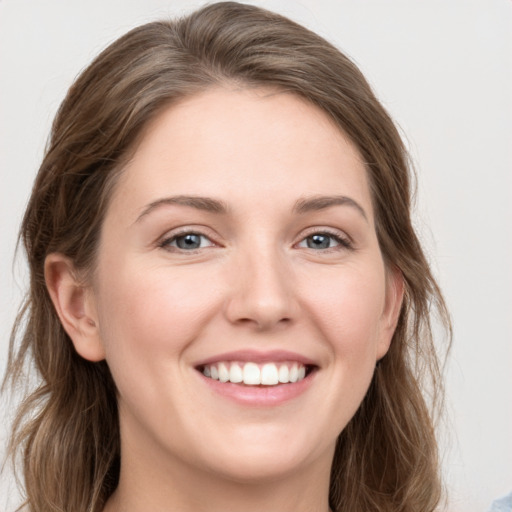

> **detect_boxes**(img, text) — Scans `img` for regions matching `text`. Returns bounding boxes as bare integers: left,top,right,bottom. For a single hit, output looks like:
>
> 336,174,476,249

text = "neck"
104,443,333,512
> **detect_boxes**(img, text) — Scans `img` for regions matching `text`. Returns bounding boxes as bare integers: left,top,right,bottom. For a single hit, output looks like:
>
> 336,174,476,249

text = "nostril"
232,315,293,330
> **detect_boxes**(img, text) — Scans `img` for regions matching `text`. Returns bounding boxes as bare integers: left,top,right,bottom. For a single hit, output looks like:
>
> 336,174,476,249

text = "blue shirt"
488,492,512,512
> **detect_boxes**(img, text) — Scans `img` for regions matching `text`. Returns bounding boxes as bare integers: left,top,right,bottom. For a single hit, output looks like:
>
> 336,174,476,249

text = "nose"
224,247,297,331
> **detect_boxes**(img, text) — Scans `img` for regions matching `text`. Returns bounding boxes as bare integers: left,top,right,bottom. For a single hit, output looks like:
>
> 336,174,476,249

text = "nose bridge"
225,240,296,329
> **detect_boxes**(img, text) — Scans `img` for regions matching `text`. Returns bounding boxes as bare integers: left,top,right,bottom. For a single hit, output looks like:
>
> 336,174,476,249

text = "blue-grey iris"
176,234,202,249
307,234,331,249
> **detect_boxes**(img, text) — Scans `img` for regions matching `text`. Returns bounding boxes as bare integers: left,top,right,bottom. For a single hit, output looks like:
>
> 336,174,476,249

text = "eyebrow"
135,195,228,222
293,195,368,221
135,194,368,223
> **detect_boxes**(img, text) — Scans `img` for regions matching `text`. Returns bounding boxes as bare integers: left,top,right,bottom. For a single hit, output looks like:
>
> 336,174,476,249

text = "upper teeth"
202,362,307,386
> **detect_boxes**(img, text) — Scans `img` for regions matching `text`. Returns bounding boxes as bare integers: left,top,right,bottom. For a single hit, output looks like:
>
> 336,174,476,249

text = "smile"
201,361,308,386
194,350,318,405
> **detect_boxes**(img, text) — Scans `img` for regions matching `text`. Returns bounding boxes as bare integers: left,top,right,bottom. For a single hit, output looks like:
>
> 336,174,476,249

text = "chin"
193,424,334,483
204,450,311,484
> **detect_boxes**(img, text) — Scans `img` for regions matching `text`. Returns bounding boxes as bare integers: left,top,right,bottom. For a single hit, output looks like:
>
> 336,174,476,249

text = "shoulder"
488,492,512,512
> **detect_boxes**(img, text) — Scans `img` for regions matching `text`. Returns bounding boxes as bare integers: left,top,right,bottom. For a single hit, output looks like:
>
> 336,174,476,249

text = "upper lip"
194,349,318,368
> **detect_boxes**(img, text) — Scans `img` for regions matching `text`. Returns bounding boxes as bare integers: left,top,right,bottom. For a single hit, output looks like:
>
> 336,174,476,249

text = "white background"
1,1,511,511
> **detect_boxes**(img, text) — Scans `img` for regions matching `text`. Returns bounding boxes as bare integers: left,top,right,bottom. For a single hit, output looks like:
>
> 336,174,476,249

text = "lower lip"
197,370,316,406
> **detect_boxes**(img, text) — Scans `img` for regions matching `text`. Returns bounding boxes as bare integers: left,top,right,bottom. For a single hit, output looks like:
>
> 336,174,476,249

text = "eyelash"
298,229,353,251
159,230,215,252
158,228,353,253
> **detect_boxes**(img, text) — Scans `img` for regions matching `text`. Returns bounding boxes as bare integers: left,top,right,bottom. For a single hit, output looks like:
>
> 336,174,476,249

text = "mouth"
193,350,318,405
198,361,315,386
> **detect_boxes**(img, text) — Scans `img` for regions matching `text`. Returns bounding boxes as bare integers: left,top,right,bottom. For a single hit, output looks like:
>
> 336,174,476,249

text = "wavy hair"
3,2,451,511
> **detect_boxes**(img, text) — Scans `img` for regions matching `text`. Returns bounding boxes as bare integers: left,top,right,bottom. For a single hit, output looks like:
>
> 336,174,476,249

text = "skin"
46,87,403,512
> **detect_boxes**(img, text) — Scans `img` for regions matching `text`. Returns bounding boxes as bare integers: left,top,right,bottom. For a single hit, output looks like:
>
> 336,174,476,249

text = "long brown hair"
3,2,451,511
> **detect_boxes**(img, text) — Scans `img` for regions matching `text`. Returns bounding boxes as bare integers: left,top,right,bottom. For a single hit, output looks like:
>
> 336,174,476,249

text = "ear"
45,253,106,362
376,265,405,360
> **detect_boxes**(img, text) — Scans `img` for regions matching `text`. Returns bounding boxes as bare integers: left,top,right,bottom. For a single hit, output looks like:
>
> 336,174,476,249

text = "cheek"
94,263,221,365
300,262,387,361
92,264,224,430
291,262,388,436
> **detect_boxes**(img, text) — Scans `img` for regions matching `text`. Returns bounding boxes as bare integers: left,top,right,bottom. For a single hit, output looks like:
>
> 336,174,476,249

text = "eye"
160,232,215,251
297,232,351,250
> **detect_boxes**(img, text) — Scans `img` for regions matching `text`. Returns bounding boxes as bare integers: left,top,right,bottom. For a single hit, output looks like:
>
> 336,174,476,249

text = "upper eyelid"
297,234,350,247
166,232,212,243
294,227,355,252
297,226,352,242
157,226,220,249
159,225,218,239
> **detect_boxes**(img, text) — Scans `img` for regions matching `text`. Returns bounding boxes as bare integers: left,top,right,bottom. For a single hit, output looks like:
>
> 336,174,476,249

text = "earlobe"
44,253,106,362
377,266,405,360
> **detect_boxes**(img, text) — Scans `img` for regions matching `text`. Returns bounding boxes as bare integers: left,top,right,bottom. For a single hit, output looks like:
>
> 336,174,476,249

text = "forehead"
109,87,373,221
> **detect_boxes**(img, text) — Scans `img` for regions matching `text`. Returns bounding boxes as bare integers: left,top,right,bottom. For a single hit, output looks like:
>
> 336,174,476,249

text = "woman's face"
85,88,402,482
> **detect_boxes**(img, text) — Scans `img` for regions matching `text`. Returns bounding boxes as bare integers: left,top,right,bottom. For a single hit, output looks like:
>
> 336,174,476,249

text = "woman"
3,2,450,511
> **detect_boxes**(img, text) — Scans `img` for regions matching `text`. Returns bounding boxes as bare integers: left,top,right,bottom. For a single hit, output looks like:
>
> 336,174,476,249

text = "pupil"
177,234,201,249
308,234,330,249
